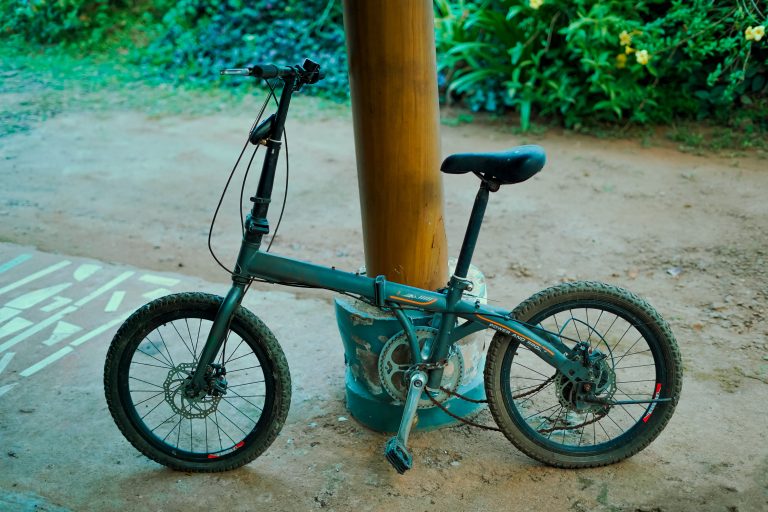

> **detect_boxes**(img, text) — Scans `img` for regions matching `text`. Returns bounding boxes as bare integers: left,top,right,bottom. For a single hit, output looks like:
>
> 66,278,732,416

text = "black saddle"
440,145,546,185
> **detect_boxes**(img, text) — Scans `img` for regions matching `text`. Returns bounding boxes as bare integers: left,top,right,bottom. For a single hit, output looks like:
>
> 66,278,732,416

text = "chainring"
378,327,464,409
163,362,221,419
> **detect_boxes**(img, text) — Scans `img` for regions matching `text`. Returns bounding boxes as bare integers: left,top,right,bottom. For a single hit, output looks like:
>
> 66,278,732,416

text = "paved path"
0,245,190,397
0,243,351,512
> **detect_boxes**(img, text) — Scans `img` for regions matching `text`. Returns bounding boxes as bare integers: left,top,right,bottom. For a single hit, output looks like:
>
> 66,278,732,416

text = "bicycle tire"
484,281,682,468
104,292,291,472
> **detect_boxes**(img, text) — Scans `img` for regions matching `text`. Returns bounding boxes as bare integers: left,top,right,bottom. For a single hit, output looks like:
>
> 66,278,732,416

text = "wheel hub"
555,356,615,413
164,363,223,419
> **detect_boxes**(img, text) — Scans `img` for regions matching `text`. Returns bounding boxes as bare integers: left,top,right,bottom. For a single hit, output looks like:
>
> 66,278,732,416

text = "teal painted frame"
189,66,587,394
189,240,589,391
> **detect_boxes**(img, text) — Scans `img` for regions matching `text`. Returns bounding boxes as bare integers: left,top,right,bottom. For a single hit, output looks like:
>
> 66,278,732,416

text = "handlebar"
220,59,325,85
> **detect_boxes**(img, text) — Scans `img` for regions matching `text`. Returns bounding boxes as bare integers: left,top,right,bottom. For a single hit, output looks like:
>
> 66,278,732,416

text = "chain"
426,390,501,432
537,410,608,434
512,375,556,400
430,374,606,435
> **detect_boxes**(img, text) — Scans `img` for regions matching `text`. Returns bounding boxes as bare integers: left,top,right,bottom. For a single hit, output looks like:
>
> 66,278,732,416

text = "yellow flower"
616,54,627,69
619,30,632,46
636,49,650,66
746,26,755,41
529,0,543,9
624,45,636,55
753,25,765,41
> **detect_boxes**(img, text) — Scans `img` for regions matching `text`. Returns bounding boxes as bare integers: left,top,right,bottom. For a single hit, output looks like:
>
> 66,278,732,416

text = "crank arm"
384,370,427,474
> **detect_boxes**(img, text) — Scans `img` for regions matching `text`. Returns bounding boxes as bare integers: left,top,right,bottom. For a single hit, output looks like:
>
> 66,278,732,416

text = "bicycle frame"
188,70,588,395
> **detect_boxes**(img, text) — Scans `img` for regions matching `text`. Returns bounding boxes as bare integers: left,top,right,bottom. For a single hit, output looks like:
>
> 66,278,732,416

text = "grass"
0,40,348,140
666,122,768,155
2,39,765,157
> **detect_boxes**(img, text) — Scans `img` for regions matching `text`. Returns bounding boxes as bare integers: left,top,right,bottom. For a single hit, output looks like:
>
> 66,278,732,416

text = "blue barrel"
335,264,488,432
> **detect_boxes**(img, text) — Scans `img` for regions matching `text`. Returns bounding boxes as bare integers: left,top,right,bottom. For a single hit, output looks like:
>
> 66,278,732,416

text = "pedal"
384,436,412,474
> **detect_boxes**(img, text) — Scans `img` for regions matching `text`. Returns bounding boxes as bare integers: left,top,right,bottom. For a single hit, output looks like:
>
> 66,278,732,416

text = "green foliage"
0,0,159,47
139,0,347,96
2,0,767,131
435,0,768,129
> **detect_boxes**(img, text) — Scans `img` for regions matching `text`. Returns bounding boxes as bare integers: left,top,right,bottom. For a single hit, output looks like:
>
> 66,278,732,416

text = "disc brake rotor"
163,362,221,419
555,357,616,414
378,327,464,409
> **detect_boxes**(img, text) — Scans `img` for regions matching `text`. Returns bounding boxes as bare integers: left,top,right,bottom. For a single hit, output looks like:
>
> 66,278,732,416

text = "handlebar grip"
250,64,280,78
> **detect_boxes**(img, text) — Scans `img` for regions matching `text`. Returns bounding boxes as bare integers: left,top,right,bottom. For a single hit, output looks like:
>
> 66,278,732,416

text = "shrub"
435,0,768,129
2,0,766,130
0,0,154,47
140,0,348,96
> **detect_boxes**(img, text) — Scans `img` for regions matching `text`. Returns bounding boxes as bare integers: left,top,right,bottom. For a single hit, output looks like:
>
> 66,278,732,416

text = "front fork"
187,281,247,396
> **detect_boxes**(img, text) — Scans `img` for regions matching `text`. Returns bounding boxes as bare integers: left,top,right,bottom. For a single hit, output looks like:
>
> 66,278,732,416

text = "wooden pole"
343,0,448,290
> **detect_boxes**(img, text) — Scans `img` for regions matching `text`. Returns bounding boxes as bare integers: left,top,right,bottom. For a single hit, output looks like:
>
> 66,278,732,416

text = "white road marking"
139,274,180,287
0,352,14,375
0,254,32,274
0,383,17,398
104,290,125,313
5,282,72,310
0,306,21,323
19,346,73,377
40,296,73,312
0,306,78,353
142,287,171,300
0,317,34,340
74,271,134,307
0,260,71,297
73,263,101,281
69,314,128,347
42,321,82,346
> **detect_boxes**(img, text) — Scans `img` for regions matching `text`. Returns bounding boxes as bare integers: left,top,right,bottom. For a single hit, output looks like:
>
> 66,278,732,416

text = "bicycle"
103,59,682,474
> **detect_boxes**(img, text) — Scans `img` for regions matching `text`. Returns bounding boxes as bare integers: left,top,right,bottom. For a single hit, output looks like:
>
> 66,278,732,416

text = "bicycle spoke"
217,408,249,436
130,375,164,389
133,390,164,407
513,361,551,380
224,338,247,365
221,397,259,425
131,360,172,370
213,410,225,451
156,328,177,368
227,365,263,373
143,337,174,368
525,403,560,422
569,309,582,341
170,320,196,361
136,348,173,369
614,362,655,370
228,380,265,388
227,389,265,411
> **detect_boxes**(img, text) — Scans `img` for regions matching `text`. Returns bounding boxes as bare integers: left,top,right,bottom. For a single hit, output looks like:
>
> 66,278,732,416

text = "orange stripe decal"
388,295,437,306
476,314,554,356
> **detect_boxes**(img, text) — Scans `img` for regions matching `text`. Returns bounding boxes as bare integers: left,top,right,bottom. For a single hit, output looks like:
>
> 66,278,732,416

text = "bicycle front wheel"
484,281,682,468
104,292,291,472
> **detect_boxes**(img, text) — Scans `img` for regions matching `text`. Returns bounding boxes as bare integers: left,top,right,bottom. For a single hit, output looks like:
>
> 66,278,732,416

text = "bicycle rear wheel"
104,292,291,472
484,281,682,468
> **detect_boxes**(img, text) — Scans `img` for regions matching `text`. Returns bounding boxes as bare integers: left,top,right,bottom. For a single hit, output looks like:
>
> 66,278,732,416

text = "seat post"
454,181,491,279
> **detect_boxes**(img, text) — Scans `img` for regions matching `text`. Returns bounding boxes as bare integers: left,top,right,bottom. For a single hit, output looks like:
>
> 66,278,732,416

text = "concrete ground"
0,241,766,512
1,73,767,511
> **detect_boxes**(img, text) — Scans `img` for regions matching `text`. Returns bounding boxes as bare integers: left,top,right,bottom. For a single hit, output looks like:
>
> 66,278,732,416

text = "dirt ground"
1,83,767,511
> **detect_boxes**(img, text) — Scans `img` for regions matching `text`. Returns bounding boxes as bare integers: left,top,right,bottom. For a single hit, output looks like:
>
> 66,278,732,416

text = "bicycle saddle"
440,145,546,185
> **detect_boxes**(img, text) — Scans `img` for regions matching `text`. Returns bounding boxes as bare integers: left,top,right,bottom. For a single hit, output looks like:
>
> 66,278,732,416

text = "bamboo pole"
343,0,448,290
